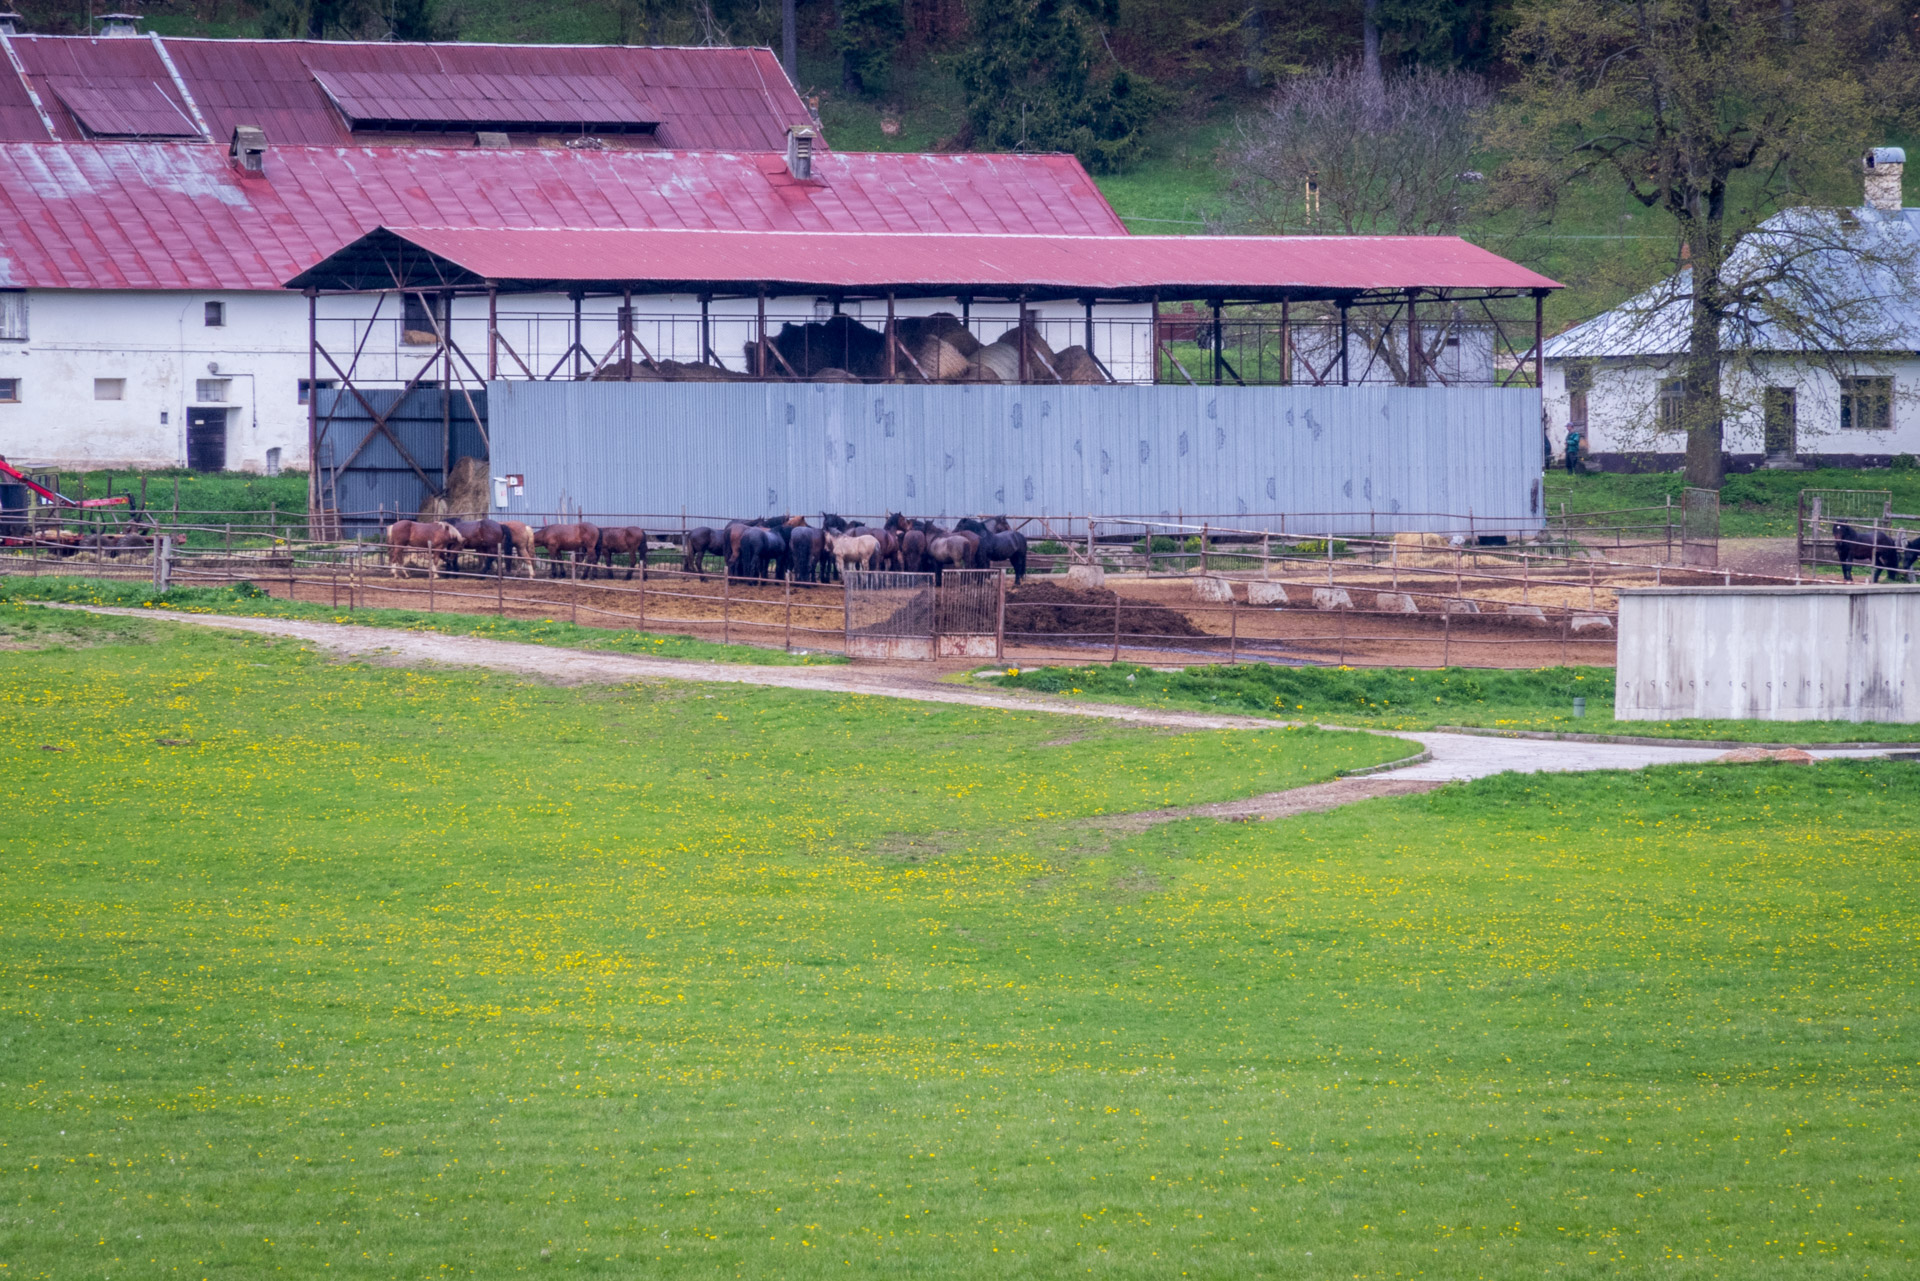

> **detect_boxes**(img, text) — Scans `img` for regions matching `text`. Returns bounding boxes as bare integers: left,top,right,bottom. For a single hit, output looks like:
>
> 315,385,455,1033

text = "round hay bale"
992,321,1056,363
914,336,973,380
443,456,490,521
1053,345,1108,383
973,341,1022,382
812,366,861,382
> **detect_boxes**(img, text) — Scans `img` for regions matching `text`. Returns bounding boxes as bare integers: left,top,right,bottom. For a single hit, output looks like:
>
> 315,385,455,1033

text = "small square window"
1658,377,1685,432
0,291,24,342
297,378,337,405
1840,375,1894,431
195,378,231,403
204,300,225,327
94,377,125,401
0,377,18,403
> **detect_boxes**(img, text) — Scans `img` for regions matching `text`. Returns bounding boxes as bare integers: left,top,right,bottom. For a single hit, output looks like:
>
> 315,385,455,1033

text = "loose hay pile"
1005,581,1212,641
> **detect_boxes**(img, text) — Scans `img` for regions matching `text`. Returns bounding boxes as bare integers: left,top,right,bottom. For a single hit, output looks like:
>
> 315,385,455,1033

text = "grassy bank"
1546,465,1920,538
0,577,843,666
984,660,1920,742
1,617,1913,1276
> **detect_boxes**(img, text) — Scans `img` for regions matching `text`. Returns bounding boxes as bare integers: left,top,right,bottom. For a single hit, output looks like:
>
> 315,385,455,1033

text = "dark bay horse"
1833,522,1905,582
534,522,600,579
787,524,826,582
451,519,510,576
596,526,649,580
957,516,1029,584
682,526,724,578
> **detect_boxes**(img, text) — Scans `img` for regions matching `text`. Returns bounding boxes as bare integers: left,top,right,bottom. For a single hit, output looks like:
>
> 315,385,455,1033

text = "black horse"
787,525,827,582
956,516,1029,584
1833,522,1906,582
681,526,724,578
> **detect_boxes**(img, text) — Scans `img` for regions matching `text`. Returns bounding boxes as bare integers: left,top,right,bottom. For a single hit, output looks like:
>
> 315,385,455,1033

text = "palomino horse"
497,520,537,577
534,522,601,579
385,519,464,576
596,526,649,580
824,528,881,576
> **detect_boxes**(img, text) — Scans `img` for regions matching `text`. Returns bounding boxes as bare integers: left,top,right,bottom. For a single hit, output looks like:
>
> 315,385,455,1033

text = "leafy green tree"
1497,0,1919,487
953,0,1164,172
834,0,904,95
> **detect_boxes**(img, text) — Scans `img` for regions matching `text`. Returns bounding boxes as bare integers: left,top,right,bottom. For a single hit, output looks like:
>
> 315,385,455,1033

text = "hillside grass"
984,661,1920,742
1546,466,1920,538
0,578,843,665
1,616,1914,1277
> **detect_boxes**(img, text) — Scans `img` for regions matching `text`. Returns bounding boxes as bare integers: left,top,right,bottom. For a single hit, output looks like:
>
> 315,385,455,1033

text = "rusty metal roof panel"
291,225,1563,299
0,142,1129,290
42,75,200,137
310,67,659,133
8,33,192,140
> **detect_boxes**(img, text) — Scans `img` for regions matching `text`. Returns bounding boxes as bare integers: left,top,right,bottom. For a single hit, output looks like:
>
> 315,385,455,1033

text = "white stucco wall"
0,289,1151,472
1544,354,1920,458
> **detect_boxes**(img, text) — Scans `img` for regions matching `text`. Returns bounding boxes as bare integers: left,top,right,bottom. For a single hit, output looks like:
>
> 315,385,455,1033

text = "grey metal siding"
315,387,487,532
488,381,1542,533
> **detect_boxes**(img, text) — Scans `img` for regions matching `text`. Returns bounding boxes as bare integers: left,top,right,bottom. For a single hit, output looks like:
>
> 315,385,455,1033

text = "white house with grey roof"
1543,148,1920,471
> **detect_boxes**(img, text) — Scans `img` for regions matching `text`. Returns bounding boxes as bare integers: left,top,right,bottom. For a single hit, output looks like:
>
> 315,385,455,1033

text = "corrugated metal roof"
310,68,658,133
0,143,1126,290
44,75,200,137
7,31,190,140
290,225,1562,299
4,36,813,151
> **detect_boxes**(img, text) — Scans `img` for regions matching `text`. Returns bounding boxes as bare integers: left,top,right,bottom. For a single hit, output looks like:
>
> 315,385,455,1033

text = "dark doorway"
187,407,227,473
1764,387,1797,458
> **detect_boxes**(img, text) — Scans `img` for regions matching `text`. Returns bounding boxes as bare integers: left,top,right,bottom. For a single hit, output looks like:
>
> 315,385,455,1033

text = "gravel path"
51,606,1896,799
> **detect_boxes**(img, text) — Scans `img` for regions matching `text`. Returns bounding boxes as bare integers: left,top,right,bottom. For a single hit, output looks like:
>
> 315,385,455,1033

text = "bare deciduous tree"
1219,62,1491,237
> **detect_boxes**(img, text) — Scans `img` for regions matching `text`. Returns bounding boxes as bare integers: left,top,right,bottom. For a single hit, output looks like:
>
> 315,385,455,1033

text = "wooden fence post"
723,573,731,645
995,569,1006,660
1228,593,1238,664
1111,589,1121,662
784,576,793,650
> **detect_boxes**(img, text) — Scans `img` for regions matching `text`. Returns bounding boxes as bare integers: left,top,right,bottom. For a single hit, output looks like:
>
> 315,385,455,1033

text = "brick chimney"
1863,146,1905,211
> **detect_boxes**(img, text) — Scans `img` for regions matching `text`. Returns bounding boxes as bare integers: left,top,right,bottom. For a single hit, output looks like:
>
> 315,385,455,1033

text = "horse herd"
382,512,1030,585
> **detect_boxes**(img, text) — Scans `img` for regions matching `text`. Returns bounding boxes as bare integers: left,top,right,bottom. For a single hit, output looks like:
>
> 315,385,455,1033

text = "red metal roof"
44,75,200,137
292,225,1563,299
310,68,659,133
0,143,1126,290
2,36,813,150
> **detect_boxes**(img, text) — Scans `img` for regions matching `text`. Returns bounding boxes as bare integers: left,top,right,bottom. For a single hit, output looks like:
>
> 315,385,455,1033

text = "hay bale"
897,312,982,358
812,366,860,382
973,341,1022,382
912,335,973,380
956,361,1002,383
444,455,490,521
991,321,1057,364
1053,345,1109,383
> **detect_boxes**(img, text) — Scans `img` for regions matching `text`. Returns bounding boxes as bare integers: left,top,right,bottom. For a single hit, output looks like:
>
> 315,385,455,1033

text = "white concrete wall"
1616,586,1920,722
1544,354,1920,458
0,288,1156,473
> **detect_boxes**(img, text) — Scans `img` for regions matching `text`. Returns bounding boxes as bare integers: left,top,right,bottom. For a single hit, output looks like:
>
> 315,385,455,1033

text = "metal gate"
1798,488,1894,576
1680,486,1720,569
844,570,935,659
934,569,1004,658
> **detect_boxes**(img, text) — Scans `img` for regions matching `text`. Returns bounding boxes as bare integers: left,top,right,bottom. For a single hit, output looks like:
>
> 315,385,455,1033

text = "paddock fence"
1796,489,1920,579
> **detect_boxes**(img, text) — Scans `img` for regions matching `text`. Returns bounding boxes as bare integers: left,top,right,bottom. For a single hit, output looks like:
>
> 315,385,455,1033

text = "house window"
204,300,225,327
0,377,18,403
94,377,125,401
265,446,282,476
297,378,337,405
1840,376,1894,431
1658,377,1685,432
195,378,231,402
401,293,439,345
0,291,24,341
1566,363,1592,427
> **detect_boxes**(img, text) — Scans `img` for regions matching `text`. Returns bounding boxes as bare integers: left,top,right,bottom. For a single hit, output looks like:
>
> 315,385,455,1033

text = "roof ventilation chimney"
98,12,141,37
786,125,814,180
0,12,26,35
230,124,266,173
1864,146,1905,212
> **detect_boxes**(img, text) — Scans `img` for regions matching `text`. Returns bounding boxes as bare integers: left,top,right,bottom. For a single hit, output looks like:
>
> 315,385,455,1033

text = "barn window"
1657,378,1685,432
401,293,440,345
1840,376,1893,431
195,378,231,403
0,291,24,341
94,377,125,401
0,377,18,403
204,300,226,327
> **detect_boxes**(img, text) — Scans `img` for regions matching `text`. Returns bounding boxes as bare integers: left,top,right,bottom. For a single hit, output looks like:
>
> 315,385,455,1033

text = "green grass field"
1545,467,1920,539
986,661,1920,743
2,614,1916,1277
0,579,842,666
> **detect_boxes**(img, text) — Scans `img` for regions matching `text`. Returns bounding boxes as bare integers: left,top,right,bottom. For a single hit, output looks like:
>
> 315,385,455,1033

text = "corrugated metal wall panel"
488,382,1542,534
315,387,487,533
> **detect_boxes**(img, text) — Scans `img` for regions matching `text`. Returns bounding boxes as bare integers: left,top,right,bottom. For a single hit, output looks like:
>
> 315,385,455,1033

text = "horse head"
955,517,987,535
822,513,848,533
989,515,1012,533
884,512,909,533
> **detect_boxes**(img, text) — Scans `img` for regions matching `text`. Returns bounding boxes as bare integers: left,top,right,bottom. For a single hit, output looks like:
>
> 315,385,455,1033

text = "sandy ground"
42,606,1899,824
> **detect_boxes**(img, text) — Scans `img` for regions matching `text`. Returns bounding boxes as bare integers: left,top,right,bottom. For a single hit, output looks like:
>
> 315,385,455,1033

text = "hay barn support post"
1338,302,1351,385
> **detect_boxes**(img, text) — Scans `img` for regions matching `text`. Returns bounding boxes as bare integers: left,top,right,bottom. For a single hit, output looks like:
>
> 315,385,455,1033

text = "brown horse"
496,520,537,577
682,526,724,578
925,530,978,584
534,522,601,579
596,526,649,580
386,519,464,577
450,519,510,576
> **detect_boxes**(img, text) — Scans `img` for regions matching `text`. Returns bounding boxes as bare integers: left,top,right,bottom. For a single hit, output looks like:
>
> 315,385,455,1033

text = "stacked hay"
443,456,490,521
1053,345,1108,383
764,314,889,379
592,358,749,381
